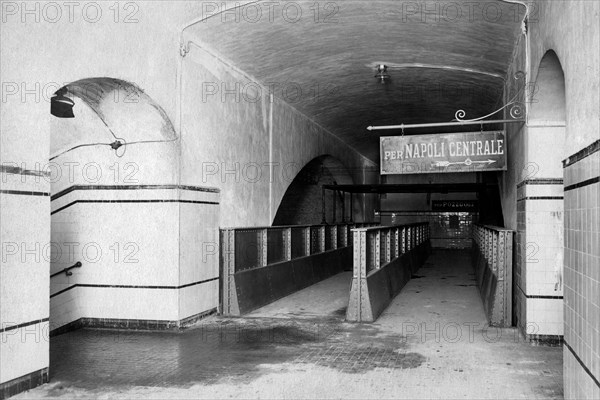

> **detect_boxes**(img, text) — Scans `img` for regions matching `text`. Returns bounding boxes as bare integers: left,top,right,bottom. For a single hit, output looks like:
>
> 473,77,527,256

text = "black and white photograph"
0,1,598,399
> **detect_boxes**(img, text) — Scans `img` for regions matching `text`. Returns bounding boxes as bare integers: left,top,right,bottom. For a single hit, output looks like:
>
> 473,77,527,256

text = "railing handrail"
351,222,429,232
473,223,513,232
221,222,378,231
50,261,82,278
221,222,381,276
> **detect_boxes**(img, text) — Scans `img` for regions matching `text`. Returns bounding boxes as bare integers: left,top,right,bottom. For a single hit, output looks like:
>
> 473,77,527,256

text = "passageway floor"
246,271,352,320
17,250,563,399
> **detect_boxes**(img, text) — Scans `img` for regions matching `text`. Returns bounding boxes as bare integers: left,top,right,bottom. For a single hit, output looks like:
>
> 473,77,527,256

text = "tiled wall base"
515,178,564,340
564,343,600,399
49,308,217,337
0,368,48,400
563,139,600,399
515,288,563,345
523,333,564,347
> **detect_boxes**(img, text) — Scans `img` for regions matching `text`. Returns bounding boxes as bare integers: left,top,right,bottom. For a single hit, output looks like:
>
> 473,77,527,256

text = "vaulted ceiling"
188,0,525,161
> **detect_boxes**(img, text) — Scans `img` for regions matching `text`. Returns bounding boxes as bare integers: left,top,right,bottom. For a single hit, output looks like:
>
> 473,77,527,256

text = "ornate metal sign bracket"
367,72,526,132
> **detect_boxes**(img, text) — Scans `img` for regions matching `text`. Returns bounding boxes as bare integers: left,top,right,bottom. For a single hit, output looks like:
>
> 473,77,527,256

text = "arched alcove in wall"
527,50,567,175
529,50,566,123
273,155,355,225
48,77,182,333
50,77,177,161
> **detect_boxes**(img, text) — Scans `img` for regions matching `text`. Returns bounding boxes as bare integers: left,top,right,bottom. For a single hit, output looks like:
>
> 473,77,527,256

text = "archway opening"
273,155,354,226
48,77,180,338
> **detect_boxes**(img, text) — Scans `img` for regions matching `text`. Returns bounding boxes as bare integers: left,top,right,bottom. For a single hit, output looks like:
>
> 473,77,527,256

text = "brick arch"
272,155,354,226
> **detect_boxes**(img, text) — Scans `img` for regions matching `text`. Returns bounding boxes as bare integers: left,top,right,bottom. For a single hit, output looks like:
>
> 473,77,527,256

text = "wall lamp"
51,87,75,118
374,64,390,83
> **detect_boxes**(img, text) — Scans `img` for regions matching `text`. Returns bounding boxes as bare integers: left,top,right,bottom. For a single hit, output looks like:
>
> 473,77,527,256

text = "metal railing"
472,224,513,326
347,222,431,322
221,222,379,273
352,222,430,275
50,261,82,278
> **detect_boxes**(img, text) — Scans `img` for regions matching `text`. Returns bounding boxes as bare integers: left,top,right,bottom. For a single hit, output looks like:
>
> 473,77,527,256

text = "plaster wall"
1,2,217,388
501,2,599,396
1,2,380,392
179,44,378,228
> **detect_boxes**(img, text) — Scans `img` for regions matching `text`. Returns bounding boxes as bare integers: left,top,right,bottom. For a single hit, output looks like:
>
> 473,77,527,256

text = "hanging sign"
380,131,507,175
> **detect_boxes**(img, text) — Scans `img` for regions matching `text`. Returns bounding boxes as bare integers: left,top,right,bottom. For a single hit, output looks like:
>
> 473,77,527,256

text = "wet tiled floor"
17,250,563,399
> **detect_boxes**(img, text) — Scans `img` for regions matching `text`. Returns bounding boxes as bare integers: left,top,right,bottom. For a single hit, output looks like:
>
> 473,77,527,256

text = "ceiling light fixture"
50,87,75,118
374,64,390,83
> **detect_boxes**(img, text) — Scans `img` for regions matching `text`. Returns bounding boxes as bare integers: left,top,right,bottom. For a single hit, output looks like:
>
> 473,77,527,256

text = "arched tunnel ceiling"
188,0,525,161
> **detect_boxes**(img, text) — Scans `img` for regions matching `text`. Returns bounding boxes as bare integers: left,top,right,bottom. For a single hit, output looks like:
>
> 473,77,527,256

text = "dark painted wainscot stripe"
52,184,219,201
516,284,563,300
516,178,564,189
0,190,50,197
0,318,49,333
0,164,50,178
564,340,600,389
525,295,563,299
50,277,219,298
49,308,218,337
0,368,48,400
51,199,219,215
562,139,599,168
564,176,600,192
516,196,564,202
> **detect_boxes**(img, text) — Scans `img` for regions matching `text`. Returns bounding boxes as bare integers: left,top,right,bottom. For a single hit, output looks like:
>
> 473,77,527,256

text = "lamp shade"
51,89,75,118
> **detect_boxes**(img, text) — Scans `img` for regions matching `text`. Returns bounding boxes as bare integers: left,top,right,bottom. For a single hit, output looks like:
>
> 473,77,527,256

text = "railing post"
492,230,498,273
487,230,492,265
260,229,268,266
319,225,326,253
376,231,382,269
284,227,292,261
352,228,367,321
484,229,489,263
394,228,399,258
401,227,406,254
384,229,391,263
331,225,338,250
222,229,236,315
304,226,311,256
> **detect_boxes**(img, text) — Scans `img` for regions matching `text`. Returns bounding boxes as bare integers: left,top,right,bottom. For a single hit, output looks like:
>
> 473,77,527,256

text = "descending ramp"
246,271,353,320
346,223,431,322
